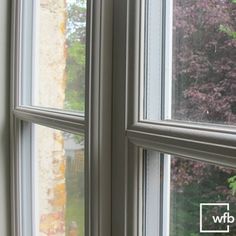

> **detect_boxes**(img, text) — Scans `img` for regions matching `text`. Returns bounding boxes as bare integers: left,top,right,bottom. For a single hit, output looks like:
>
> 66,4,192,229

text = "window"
11,0,112,236
11,0,236,236
112,0,236,236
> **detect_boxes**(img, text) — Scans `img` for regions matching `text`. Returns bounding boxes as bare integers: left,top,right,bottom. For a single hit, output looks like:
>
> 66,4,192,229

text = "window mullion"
86,0,113,235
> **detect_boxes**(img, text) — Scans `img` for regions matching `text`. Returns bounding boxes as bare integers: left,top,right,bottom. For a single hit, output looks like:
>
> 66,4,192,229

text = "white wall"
0,0,11,235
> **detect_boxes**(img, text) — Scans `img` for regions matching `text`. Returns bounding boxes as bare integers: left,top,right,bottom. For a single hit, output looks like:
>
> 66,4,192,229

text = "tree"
171,1,236,235
64,2,86,235
64,1,86,112
173,0,236,124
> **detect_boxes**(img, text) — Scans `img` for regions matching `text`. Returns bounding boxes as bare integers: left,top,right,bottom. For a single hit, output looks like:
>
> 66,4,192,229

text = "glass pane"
144,151,236,235
143,0,236,125
22,124,85,236
22,0,86,113
172,0,236,124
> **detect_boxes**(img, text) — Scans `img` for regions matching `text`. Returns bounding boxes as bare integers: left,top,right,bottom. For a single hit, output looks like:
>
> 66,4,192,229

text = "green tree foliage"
64,1,86,112
65,41,85,111
228,175,236,194
64,2,86,235
67,1,86,43
219,25,236,39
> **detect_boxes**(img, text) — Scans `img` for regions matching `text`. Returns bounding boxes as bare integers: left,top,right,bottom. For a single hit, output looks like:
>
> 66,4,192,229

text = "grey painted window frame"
10,0,112,236
112,0,236,236
10,0,236,235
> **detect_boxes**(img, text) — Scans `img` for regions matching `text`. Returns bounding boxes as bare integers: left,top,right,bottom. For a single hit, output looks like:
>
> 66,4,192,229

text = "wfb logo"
200,203,235,233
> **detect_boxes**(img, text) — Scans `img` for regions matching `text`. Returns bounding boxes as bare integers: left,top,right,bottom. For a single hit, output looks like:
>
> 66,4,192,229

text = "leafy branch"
219,25,236,39
228,176,236,195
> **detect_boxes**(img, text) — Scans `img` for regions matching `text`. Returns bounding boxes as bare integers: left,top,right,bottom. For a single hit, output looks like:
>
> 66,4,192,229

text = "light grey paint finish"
112,0,236,234
112,0,128,234
127,122,236,165
11,0,112,235
86,0,112,235
145,151,160,236
98,0,113,234
13,106,85,133
126,144,140,236
0,0,11,235
112,0,146,235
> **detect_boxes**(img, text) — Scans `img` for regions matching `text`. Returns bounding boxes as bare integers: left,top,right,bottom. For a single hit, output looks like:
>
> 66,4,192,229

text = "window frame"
10,0,113,236
112,0,236,235
10,0,236,236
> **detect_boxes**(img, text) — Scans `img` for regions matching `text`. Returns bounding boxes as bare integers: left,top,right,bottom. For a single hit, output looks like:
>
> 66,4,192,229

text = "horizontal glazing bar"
127,128,236,167
129,122,236,147
13,106,85,133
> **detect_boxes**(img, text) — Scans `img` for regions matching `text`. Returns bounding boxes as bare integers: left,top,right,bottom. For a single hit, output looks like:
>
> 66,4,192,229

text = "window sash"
112,0,236,236
10,0,113,236
11,0,236,235
123,0,236,158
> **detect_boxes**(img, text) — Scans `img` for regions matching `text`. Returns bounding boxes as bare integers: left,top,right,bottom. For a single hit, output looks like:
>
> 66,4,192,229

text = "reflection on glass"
34,125,84,236
172,0,236,124
144,151,236,236
23,0,86,112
